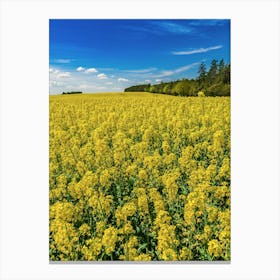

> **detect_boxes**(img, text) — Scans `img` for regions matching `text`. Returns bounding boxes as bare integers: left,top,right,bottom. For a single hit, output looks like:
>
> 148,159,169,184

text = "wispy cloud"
97,73,108,79
57,72,71,78
122,25,163,36
98,67,116,71
79,84,90,89
172,45,223,55
52,59,72,64
50,80,65,87
78,84,106,91
188,19,228,27
154,62,200,78
124,21,193,37
50,68,71,78
122,67,157,74
150,21,193,34
118,78,129,82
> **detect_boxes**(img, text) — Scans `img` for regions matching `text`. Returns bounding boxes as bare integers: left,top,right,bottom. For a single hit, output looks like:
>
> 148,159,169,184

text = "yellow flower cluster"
49,92,230,261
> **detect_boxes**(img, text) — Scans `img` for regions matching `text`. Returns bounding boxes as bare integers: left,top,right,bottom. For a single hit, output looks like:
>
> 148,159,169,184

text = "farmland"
49,92,230,261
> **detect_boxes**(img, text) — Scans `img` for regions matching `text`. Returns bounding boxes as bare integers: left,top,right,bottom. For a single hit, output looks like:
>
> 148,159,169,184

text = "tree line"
124,59,230,97
62,91,83,94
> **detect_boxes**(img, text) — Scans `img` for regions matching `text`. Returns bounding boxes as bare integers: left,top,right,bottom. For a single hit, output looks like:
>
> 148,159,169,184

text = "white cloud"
172,45,222,55
50,68,71,79
49,67,127,94
50,80,65,87
76,66,85,72
56,72,71,78
85,68,98,73
97,73,108,79
154,62,200,78
118,77,129,82
145,80,151,83
155,79,162,83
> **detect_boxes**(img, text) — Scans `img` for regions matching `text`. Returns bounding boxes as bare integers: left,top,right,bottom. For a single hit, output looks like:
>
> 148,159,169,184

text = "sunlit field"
49,92,230,261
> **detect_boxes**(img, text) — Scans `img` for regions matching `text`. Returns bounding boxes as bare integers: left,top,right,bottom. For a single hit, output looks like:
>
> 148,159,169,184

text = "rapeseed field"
49,92,230,261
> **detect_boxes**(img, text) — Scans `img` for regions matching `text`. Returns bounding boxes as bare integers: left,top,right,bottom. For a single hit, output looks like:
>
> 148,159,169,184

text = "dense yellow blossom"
81,238,102,260
134,254,152,261
208,239,223,258
49,92,230,261
102,226,118,255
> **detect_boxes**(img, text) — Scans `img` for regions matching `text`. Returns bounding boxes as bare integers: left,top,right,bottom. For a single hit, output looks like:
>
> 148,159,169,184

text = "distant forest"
62,91,83,94
124,59,230,97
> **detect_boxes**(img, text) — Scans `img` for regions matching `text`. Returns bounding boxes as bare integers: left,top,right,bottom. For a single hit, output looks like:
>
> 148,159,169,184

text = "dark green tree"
197,62,207,88
218,59,225,73
207,59,218,85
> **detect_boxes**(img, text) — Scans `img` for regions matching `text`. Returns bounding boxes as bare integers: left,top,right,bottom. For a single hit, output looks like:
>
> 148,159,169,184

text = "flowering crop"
49,92,230,261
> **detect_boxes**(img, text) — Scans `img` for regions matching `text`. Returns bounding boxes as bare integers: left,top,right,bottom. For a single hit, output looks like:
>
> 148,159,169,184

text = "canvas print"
49,19,230,261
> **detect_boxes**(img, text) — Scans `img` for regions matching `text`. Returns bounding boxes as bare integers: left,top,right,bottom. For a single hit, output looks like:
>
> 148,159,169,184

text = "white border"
0,0,279,279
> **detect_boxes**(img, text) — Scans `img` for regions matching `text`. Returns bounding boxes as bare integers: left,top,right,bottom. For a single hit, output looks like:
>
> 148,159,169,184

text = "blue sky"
49,19,230,94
